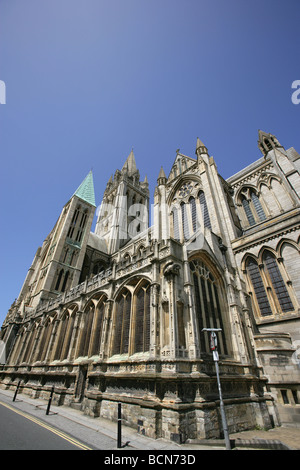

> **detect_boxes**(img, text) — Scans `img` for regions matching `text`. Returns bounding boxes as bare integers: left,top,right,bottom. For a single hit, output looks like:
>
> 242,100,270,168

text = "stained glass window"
189,196,197,233
263,252,294,312
198,191,211,229
246,258,272,316
181,202,189,240
190,259,227,355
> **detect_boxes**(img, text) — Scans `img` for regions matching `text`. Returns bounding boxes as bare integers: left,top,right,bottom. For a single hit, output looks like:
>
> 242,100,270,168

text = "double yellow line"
0,400,92,450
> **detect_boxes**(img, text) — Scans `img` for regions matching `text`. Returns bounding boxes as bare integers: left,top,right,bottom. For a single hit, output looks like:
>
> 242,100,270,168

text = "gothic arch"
277,238,300,256
167,175,202,205
236,185,267,227
36,313,57,362
82,291,107,311
189,251,224,284
243,254,273,318
257,172,281,190
235,183,258,204
114,275,152,298
111,277,151,357
277,239,300,305
21,319,42,364
257,248,295,315
53,304,78,361
257,246,278,264
77,293,108,358
188,254,230,356
169,179,211,241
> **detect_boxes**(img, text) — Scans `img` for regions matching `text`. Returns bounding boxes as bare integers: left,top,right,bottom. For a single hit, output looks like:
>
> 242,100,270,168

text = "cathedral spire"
73,170,96,207
122,149,137,176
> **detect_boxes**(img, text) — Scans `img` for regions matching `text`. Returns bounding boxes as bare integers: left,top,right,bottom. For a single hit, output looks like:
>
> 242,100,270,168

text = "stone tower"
17,171,96,309
94,150,149,253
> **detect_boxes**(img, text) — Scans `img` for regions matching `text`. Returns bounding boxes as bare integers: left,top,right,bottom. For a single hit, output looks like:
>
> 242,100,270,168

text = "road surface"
0,400,92,450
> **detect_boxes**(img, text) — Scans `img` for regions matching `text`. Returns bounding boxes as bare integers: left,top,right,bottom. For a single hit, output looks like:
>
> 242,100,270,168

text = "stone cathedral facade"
1,130,300,441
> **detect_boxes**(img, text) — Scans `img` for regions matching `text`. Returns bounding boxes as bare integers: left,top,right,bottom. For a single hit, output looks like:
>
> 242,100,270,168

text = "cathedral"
1,130,300,441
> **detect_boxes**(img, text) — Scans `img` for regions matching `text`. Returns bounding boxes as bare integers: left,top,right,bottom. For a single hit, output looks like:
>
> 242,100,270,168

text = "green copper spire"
73,171,96,206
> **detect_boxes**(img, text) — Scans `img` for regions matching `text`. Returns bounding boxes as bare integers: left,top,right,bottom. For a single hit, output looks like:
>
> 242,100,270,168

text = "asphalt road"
0,400,92,450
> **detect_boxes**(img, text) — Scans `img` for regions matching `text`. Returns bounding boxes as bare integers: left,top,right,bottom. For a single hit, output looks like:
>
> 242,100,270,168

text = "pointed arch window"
55,269,64,291
241,189,266,227
61,271,69,292
251,192,266,222
54,310,76,361
90,298,106,356
113,288,131,355
189,196,197,233
263,252,294,313
134,283,150,353
181,202,189,240
67,206,88,243
172,208,180,241
242,197,256,226
67,206,80,239
78,305,95,357
198,191,211,229
190,259,228,355
264,138,273,151
246,257,272,317
39,317,55,362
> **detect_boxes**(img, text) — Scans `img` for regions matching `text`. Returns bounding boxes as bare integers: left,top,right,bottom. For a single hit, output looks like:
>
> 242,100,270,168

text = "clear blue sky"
0,0,299,326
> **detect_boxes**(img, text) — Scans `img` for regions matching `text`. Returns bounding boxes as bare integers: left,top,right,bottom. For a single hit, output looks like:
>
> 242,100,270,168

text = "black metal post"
202,328,231,450
46,385,54,415
214,356,231,450
117,402,122,448
13,380,21,402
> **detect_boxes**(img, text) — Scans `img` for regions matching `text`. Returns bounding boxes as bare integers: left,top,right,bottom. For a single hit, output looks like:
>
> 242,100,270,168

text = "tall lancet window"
240,188,266,227
198,191,211,229
263,251,294,313
134,282,150,353
251,192,266,222
172,208,180,241
246,257,272,317
189,196,197,233
242,197,256,226
113,288,131,355
181,202,189,240
190,259,228,355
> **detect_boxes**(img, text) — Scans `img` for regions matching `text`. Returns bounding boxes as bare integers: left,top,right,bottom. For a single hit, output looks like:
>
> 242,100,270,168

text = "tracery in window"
240,188,266,227
112,281,151,357
190,259,228,355
134,283,150,353
113,288,131,355
246,257,272,317
245,251,295,318
77,296,107,358
54,307,77,361
171,184,212,241
263,251,294,313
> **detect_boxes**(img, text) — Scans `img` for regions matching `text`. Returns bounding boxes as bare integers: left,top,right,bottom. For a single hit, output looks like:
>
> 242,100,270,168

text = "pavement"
0,388,299,451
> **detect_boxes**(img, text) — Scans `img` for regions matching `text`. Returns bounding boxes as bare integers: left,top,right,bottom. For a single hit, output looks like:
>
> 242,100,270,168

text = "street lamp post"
202,328,231,450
